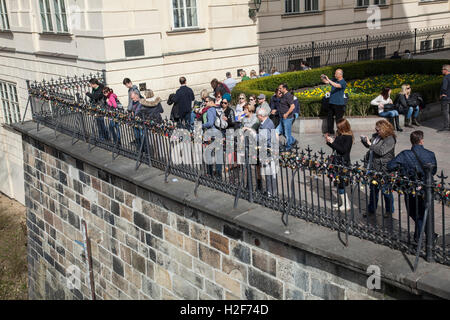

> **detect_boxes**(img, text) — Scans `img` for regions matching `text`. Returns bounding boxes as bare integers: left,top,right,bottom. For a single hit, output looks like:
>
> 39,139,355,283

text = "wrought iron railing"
23,74,449,269
260,26,450,72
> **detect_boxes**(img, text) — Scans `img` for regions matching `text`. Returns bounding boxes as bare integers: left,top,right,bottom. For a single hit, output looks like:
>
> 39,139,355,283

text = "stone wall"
20,128,448,300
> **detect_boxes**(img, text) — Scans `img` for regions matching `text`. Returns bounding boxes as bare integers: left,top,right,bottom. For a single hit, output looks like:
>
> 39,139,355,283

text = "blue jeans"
406,106,419,119
368,184,394,214
276,117,296,150
96,117,109,141
190,111,196,127
379,110,399,118
109,120,121,144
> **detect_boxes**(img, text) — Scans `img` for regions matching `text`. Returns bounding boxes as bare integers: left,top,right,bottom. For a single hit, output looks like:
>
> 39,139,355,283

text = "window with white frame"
0,0,10,30
374,0,386,5
172,0,198,29
305,0,319,11
39,0,68,33
0,81,20,125
285,0,300,13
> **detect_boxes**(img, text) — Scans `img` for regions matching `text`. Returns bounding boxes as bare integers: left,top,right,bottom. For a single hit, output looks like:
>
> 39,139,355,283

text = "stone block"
172,274,198,300
131,251,146,275
285,284,305,300
242,285,267,300
230,241,251,264
311,278,345,300
204,279,224,300
252,249,276,277
143,202,169,225
155,265,172,290
176,217,190,236
209,231,229,255
215,270,242,298
112,256,124,277
183,236,198,258
151,221,163,239
248,267,283,300
199,244,221,269
141,277,161,300
164,226,184,248
222,255,247,282
193,260,214,281
190,223,209,244
133,211,150,231
120,204,132,222
178,265,204,290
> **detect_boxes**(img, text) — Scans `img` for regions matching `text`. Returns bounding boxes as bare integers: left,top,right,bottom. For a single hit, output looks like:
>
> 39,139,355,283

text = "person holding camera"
361,120,397,217
371,87,403,132
322,69,347,135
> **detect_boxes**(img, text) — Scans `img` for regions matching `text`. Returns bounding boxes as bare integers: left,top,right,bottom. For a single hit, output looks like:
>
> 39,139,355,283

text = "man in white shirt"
223,72,237,92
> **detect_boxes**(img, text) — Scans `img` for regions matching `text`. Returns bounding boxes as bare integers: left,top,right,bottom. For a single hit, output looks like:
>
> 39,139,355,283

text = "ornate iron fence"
23,73,450,269
260,26,450,72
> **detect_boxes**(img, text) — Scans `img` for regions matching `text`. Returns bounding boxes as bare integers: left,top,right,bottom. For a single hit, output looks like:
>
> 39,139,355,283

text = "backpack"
214,108,228,129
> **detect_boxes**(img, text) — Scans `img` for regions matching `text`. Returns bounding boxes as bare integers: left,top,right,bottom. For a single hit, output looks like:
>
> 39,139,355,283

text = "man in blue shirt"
387,131,437,242
322,69,347,135
437,64,450,132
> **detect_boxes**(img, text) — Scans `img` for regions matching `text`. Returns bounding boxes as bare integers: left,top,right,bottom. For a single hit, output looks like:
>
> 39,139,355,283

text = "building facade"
1,0,450,204
257,0,450,49
0,0,259,203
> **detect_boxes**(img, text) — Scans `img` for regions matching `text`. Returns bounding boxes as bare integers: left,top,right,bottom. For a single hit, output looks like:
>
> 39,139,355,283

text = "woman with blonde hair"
397,84,420,127
139,89,164,122
325,118,354,210
361,119,397,217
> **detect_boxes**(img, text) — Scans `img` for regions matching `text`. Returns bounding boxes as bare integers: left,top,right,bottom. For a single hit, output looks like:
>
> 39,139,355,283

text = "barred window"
172,0,198,29
356,0,370,7
0,81,20,125
285,0,300,13
305,0,319,12
39,0,68,33
0,0,10,30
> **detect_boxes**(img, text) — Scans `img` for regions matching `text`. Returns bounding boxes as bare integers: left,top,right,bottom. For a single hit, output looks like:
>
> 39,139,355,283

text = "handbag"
383,103,395,112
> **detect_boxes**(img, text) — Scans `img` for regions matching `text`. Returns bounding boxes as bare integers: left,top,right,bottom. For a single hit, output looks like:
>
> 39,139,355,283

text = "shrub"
232,59,450,117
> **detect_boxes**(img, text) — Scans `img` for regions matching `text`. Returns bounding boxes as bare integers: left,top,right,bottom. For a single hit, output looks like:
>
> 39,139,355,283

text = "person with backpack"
103,87,121,145
387,131,437,243
201,95,224,178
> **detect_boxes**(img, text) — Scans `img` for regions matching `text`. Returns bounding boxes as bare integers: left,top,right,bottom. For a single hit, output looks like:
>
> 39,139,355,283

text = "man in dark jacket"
438,64,450,132
172,77,195,130
123,78,141,112
86,78,109,141
387,131,437,242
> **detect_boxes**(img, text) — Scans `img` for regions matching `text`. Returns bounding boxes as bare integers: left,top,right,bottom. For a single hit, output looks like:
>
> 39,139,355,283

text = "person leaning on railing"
361,119,397,217
387,131,438,243
103,86,121,145
86,78,109,141
139,89,164,123
370,87,403,132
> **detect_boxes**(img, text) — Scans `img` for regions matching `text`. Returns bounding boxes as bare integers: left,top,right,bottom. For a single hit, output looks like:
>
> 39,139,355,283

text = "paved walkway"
293,115,450,175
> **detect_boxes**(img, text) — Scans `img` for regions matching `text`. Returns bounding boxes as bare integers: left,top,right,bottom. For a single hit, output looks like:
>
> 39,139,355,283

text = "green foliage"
232,59,450,117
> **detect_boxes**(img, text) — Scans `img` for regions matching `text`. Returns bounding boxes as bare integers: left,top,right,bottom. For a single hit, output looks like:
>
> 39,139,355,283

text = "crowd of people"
83,63,449,239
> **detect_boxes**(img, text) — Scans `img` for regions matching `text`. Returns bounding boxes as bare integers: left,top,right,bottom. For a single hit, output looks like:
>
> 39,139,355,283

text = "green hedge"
232,59,450,117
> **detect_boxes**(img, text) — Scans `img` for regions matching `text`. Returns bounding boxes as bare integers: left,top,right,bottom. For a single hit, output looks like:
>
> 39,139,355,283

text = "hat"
208,93,216,100
222,93,231,102
257,94,266,100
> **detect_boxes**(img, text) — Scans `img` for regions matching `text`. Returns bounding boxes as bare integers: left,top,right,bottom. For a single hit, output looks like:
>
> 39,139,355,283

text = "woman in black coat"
325,118,354,211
